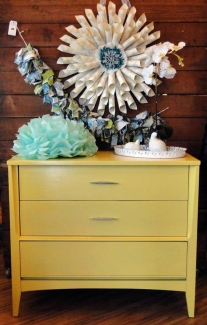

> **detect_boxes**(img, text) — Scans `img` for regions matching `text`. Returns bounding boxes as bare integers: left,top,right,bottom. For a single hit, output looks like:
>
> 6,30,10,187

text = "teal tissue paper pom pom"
12,114,98,159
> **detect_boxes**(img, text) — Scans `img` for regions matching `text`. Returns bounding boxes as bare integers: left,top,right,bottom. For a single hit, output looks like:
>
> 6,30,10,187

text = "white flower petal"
164,66,177,79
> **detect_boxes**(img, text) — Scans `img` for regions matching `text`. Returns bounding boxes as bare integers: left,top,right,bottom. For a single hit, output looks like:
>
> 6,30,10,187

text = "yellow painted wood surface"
7,165,21,317
21,278,187,293
20,201,188,237
8,152,199,166
7,152,200,317
20,241,187,278
19,165,188,200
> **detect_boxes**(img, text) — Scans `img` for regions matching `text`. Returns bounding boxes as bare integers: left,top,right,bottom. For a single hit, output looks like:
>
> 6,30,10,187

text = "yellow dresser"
7,151,200,317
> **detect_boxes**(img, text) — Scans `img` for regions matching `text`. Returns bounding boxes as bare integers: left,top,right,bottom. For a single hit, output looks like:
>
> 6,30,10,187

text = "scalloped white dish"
114,145,187,159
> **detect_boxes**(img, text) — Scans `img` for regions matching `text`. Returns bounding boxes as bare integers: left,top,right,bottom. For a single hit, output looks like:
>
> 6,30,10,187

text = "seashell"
124,139,141,150
148,132,167,151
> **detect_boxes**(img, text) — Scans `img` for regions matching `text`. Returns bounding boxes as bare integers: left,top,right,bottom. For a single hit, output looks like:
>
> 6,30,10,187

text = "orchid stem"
153,107,169,117
155,73,158,130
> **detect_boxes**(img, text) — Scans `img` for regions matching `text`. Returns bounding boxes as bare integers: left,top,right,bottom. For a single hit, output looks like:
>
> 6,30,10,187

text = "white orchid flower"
152,43,169,63
164,66,177,79
166,41,185,66
159,60,176,79
159,58,171,78
178,41,186,49
144,45,156,67
168,41,186,52
142,64,155,85
159,58,176,79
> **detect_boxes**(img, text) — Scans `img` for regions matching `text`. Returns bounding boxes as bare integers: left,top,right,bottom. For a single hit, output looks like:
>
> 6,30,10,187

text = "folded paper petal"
76,68,98,88
75,15,91,28
85,9,98,27
116,70,130,91
65,25,82,38
117,3,128,24
132,13,147,34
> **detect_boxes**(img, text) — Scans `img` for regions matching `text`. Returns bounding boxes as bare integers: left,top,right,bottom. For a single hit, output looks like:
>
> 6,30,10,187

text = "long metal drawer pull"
90,181,119,184
90,217,119,221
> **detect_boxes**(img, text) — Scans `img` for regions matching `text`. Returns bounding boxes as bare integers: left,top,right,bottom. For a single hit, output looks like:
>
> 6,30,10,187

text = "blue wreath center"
99,46,125,70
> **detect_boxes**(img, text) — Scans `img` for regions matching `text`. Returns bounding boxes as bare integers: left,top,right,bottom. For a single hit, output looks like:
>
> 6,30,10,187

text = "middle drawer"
20,201,187,237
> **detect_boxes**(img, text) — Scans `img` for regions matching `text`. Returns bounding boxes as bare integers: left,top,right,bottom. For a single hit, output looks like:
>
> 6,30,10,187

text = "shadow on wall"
200,123,207,168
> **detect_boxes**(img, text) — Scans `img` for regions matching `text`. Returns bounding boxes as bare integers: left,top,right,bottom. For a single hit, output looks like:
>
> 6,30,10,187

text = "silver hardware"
90,181,119,184
90,217,118,221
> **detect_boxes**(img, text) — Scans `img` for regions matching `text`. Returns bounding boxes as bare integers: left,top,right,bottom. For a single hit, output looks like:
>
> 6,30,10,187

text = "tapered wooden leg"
186,289,195,317
12,287,21,317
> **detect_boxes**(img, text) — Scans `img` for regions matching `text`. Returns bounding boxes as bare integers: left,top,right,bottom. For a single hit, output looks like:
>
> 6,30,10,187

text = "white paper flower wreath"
57,1,161,116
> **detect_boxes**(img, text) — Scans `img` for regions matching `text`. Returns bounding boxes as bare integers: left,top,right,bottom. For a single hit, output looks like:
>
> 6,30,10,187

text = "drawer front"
20,201,187,237
20,241,187,279
19,165,188,200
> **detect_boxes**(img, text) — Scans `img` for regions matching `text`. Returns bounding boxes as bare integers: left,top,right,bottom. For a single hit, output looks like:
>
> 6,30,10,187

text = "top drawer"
19,165,188,200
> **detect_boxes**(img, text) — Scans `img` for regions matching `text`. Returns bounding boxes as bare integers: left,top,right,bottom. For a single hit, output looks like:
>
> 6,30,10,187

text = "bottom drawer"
20,241,187,279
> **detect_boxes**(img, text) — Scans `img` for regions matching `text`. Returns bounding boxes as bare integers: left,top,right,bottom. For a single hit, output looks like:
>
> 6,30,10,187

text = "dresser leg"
12,288,21,317
185,290,195,317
